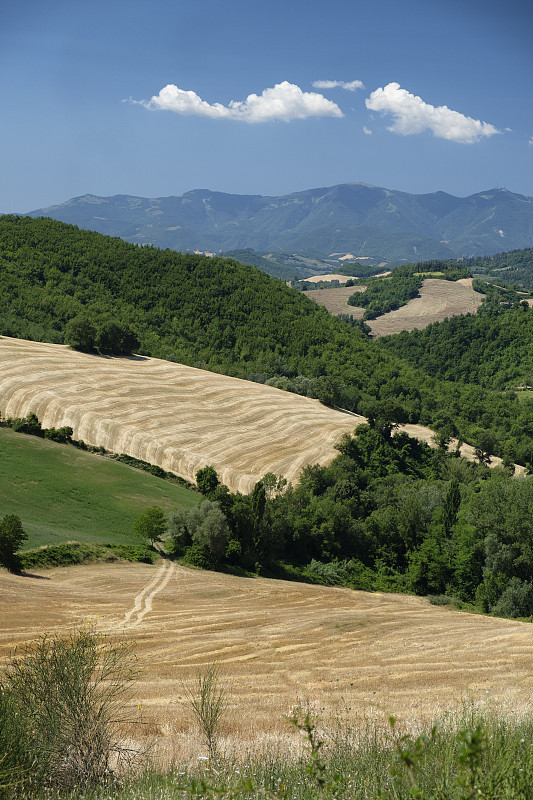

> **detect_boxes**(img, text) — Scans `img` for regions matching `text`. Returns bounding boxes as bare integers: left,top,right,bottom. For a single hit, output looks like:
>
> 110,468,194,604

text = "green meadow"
0,427,199,550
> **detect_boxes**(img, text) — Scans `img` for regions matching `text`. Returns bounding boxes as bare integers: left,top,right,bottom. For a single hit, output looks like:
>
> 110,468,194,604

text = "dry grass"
0,336,520,510
304,279,482,337
0,337,367,494
303,286,366,317
303,273,357,283
2,562,533,763
368,278,482,337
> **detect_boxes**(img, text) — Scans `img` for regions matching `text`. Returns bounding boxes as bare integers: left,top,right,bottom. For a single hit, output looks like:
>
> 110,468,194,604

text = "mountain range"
25,183,533,268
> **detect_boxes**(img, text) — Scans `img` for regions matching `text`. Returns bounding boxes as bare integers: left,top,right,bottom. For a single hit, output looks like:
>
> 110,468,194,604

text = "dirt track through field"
2,562,533,759
120,560,177,629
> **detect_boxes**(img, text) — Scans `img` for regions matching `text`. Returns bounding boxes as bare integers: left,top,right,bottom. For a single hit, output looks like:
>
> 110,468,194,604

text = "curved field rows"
305,278,482,337
2,563,533,755
368,278,482,337
303,285,366,316
0,337,367,493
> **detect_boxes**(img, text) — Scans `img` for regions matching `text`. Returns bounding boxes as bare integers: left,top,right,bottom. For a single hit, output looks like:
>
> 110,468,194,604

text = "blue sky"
1,0,532,212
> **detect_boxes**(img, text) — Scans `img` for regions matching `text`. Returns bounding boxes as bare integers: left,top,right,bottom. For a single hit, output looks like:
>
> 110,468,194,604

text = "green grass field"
0,427,199,550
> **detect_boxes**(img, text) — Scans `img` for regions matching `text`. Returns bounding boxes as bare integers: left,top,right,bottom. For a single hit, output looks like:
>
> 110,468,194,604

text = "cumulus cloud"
363,126,373,135
312,79,364,91
365,82,500,143
529,136,533,146
134,81,343,122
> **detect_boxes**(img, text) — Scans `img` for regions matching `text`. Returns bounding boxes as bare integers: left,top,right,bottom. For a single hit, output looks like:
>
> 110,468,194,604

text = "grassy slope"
0,427,199,549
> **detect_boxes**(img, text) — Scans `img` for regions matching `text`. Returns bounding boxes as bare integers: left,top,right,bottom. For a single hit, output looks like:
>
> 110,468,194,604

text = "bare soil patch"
2,563,533,758
303,273,357,283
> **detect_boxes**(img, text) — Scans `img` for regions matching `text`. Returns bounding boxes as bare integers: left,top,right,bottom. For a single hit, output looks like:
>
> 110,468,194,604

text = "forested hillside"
184,425,533,619
2,215,533,467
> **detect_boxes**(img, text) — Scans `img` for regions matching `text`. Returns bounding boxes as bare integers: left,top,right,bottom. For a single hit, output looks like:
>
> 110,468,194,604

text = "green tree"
96,322,139,355
64,315,97,352
0,514,27,572
133,506,167,547
170,500,229,567
196,465,220,498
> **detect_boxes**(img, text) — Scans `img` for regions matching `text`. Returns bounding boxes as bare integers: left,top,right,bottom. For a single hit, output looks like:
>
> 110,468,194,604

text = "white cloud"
365,82,500,143
363,126,373,135
135,81,343,122
529,137,533,146
312,79,364,91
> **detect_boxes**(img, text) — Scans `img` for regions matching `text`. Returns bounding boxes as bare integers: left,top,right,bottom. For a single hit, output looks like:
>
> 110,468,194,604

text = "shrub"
185,664,226,762
0,514,27,572
2,626,138,792
491,577,533,619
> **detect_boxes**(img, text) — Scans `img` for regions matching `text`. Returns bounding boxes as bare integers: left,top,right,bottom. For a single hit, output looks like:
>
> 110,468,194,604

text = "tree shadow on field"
21,572,51,580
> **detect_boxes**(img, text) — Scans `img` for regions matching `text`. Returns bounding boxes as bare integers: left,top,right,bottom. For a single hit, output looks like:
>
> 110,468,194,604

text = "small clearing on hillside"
303,273,357,283
369,278,483,337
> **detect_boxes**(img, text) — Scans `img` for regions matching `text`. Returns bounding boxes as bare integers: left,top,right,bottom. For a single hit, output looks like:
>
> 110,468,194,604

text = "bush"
1,626,138,792
491,577,533,619
0,514,27,572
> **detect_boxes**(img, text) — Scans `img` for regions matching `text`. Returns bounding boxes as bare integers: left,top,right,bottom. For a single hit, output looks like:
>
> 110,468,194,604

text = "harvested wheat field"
303,285,366,317
2,562,533,761
369,278,482,337
304,279,482,337
0,337,520,492
303,273,357,283
0,336,369,494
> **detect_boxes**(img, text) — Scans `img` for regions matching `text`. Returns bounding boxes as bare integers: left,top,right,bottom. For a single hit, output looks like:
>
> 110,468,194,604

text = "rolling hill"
24,183,533,265
2,214,533,465
3,561,533,756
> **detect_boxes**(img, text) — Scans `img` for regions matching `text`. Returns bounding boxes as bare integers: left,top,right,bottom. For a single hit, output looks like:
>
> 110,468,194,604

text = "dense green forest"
174,425,533,620
379,295,533,391
467,247,533,289
2,215,533,467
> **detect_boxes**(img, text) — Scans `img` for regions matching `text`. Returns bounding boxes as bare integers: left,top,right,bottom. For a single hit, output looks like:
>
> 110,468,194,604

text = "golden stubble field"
0,336,521,496
2,562,533,762
304,278,482,336
0,336,369,494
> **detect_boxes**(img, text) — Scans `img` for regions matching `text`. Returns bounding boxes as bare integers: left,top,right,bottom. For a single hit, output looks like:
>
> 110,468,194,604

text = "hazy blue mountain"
25,184,533,267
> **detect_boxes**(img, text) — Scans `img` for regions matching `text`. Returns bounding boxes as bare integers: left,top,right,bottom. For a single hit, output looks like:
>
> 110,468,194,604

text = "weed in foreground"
0,623,139,795
185,663,227,764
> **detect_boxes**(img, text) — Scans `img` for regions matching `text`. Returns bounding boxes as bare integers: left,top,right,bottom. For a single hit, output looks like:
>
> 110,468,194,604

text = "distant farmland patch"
369,278,483,337
303,285,366,316
305,278,482,336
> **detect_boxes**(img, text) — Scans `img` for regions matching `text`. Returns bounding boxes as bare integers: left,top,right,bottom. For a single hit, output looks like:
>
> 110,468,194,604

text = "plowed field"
2,563,533,759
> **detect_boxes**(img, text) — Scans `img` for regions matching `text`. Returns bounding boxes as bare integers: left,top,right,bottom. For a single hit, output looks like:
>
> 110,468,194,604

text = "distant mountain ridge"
25,183,533,266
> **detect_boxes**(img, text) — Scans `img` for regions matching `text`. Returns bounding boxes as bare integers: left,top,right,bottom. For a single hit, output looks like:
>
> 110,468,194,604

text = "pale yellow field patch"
0,337,366,493
2,563,533,760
